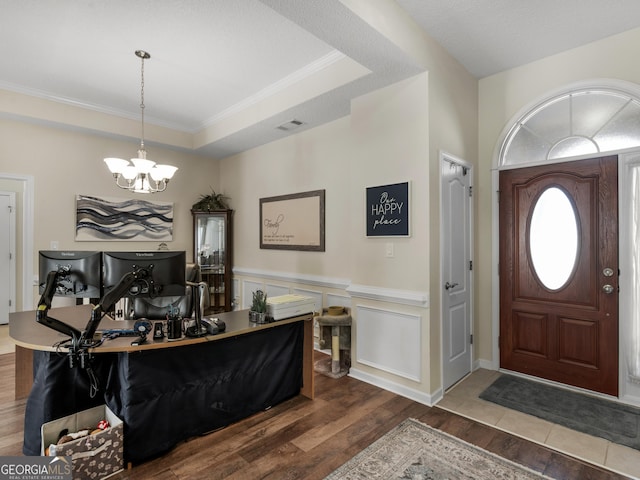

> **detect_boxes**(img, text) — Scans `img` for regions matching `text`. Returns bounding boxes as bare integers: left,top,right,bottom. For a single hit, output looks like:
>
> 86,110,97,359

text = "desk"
10,305,314,463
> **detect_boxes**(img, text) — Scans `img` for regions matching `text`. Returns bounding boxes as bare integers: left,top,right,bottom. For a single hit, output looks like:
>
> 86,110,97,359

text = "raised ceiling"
1,0,639,159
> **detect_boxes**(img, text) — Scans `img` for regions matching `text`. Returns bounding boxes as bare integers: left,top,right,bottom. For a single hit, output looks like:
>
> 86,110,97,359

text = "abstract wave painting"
76,195,174,241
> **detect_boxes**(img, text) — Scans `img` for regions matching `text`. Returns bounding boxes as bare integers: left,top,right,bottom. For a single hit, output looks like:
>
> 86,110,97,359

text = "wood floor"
0,351,632,480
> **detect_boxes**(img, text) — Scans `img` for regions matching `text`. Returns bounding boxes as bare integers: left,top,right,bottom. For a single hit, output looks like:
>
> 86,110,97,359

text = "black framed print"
366,181,410,237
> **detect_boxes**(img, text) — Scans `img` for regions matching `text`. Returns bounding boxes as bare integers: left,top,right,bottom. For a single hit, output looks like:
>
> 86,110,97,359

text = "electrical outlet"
385,243,394,258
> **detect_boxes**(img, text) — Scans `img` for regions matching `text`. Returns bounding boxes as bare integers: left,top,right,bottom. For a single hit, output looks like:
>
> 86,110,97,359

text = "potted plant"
191,188,230,212
249,289,268,323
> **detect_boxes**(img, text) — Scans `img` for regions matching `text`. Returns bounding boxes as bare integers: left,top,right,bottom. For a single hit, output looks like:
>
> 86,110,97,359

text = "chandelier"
104,50,177,194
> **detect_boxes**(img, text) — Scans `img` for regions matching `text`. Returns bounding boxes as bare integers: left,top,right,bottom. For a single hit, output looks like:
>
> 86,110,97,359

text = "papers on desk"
267,294,315,321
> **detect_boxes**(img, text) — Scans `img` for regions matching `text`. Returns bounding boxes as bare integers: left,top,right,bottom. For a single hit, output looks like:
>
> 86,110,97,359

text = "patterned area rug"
324,418,552,479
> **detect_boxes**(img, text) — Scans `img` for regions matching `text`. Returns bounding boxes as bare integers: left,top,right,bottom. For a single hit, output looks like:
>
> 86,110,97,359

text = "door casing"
440,151,473,391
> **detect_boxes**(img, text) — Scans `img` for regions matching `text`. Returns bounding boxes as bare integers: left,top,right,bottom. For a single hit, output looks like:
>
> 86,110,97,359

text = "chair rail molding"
233,266,350,290
234,268,428,308
346,283,429,308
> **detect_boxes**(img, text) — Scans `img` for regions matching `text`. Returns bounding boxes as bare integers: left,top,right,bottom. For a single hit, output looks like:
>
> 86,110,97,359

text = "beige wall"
2,3,637,404
477,27,640,369
221,66,477,400
0,119,219,309
0,2,479,401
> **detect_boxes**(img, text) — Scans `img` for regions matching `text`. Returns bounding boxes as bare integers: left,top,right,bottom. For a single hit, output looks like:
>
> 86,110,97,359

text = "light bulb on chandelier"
104,50,177,193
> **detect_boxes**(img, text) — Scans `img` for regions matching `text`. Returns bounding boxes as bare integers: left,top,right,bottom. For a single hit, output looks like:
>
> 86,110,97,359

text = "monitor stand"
184,282,207,338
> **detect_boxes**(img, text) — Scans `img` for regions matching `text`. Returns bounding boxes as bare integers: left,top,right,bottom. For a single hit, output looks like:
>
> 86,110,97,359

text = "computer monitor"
102,250,186,299
38,250,102,299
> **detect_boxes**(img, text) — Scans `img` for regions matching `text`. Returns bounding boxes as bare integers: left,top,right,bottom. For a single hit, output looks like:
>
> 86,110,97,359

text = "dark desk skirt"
24,321,304,463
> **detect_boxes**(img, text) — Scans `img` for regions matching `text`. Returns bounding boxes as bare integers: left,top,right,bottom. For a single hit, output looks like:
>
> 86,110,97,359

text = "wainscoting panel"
356,305,421,381
265,283,290,299
241,280,263,310
292,287,322,313
232,279,239,310
326,293,351,309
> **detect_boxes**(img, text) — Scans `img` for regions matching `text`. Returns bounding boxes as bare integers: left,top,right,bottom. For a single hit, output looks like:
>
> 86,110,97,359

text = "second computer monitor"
102,250,186,299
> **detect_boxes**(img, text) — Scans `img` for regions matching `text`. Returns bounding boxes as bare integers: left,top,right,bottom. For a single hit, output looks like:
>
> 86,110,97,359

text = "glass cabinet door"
192,210,233,313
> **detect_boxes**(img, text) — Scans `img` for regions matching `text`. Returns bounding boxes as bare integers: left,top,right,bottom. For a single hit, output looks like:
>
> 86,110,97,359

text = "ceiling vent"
276,119,304,131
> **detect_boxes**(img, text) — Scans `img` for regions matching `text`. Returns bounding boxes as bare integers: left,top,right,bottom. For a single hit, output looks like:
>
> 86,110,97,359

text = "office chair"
126,263,208,321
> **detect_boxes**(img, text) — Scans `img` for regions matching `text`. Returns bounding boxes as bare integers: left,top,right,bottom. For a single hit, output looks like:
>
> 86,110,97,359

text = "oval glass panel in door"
529,186,579,290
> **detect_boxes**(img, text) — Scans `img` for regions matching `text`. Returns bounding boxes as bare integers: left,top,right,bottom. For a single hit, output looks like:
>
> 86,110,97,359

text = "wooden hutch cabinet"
192,209,233,313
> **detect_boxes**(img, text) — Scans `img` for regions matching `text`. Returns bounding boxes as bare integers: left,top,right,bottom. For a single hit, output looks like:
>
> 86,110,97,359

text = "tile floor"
437,368,640,480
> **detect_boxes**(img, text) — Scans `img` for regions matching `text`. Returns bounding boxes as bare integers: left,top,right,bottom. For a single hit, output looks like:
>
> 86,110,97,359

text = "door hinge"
8,205,13,213
496,190,500,203
8,299,11,307
469,186,473,197
470,334,473,345
469,260,473,271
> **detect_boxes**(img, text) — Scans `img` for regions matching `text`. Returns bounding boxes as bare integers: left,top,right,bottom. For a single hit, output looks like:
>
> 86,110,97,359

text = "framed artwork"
75,194,174,241
365,181,410,237
260,189,325,251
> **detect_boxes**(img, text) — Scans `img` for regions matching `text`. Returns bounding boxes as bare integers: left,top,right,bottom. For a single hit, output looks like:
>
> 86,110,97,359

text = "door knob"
445,281,459,290
602,284,615,294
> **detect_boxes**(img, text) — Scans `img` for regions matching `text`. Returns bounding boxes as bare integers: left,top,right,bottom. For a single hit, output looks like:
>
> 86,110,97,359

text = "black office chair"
126,263,208,321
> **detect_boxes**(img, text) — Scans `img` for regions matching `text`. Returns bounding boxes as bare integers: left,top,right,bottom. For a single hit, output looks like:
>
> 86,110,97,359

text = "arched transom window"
500,88,640,166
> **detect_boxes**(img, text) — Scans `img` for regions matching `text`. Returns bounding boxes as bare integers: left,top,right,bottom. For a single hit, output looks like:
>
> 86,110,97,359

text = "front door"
499,156,618,396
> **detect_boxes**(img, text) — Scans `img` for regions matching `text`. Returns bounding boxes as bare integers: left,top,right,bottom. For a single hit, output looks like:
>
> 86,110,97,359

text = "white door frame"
0,173,35,312
0,191,16,323
440,151,474,390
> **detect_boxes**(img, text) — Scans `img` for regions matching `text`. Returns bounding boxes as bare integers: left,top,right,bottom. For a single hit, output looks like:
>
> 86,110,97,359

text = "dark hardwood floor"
0,351,631,479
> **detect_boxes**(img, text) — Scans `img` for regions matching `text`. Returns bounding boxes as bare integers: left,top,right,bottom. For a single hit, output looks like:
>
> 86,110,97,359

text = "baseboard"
348,367,436,406
477,358,495,371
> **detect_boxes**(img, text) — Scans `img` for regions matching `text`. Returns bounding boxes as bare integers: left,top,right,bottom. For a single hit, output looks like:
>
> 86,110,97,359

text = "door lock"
602,284,615,294
445,281,459,290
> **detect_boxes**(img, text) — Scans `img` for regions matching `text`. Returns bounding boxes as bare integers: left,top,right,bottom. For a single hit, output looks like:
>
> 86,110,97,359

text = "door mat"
324,418,552,479
480,374,640,450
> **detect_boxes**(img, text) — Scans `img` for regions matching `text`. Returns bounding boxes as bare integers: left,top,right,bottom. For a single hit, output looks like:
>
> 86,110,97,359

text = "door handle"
445,281,459,290
602,284,615,294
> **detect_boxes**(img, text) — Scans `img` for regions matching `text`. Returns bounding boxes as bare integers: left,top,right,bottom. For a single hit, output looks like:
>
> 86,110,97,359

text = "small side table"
315,307,351,378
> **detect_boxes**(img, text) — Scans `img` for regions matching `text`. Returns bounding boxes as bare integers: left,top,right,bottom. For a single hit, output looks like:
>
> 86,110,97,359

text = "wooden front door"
499,156,619,396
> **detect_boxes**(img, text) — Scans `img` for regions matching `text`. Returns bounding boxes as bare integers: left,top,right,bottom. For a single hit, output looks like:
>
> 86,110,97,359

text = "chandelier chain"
139,54,145,148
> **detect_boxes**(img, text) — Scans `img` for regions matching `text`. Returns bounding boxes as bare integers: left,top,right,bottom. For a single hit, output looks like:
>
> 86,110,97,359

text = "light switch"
385,243,394,258
50,241,59,250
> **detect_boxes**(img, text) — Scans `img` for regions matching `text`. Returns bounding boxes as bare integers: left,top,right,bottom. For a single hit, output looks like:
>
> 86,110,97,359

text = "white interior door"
441,153,473,390
0,192,16,324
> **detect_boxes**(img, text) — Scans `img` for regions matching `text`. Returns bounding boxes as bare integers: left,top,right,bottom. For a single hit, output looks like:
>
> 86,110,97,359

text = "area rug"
480,374,640,450
324,418,551,479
